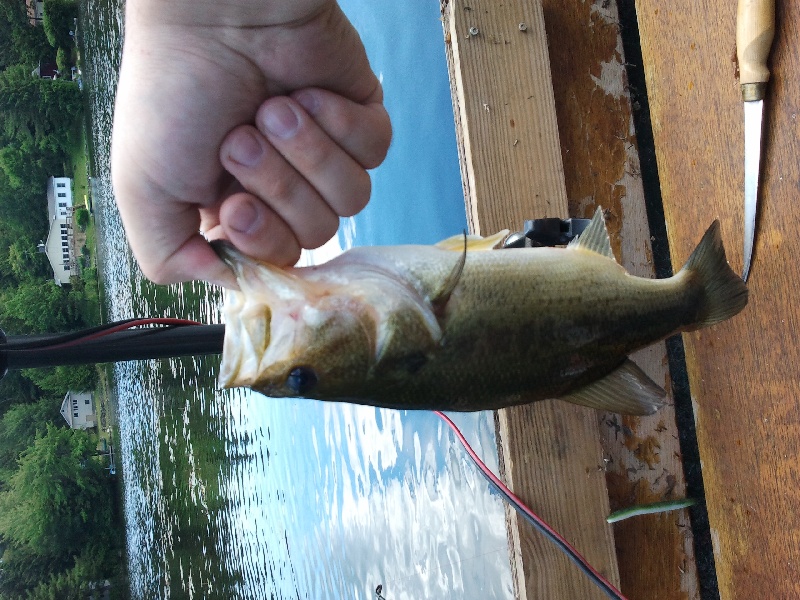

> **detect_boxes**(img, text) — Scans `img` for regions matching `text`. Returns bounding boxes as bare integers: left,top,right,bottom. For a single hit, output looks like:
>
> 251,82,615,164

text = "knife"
737,0,776,282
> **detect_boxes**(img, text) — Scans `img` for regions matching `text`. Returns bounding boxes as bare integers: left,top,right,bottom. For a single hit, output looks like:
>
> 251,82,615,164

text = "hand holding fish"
111,0,391,286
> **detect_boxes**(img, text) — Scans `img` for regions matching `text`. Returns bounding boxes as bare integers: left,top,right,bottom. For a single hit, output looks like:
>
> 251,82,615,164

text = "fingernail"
294,90,319,115
228,198,259,234
227,130,263,167
261,100,300,139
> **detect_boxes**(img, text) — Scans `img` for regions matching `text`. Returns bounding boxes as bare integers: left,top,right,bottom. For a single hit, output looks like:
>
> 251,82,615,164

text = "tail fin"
680,220,748,329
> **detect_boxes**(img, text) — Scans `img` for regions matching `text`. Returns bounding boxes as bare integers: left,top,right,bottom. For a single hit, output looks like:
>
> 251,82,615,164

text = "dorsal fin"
567,208,615,260
435,229,509,252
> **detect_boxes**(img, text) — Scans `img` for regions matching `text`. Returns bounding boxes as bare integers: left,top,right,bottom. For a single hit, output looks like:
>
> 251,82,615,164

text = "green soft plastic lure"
606,498,697,523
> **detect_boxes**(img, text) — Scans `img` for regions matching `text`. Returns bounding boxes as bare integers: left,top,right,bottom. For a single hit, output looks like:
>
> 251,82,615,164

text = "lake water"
79,0,513,598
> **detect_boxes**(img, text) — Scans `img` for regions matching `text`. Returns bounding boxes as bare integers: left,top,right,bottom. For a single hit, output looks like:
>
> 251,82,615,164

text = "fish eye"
286,366,318,396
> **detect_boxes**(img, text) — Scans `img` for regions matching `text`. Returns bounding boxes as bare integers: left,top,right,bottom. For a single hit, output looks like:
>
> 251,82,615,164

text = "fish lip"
210,239,239,269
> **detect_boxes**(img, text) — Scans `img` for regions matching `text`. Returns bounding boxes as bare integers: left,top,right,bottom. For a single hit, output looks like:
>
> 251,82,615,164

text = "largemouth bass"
213,209,747,414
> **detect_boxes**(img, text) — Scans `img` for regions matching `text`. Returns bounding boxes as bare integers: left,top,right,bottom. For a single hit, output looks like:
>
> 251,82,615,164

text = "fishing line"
434,410,629,600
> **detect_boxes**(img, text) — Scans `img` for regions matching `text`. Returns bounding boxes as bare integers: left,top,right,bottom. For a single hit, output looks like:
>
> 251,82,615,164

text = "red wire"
44,317,624,597
434,410,628,600
45,318,203,350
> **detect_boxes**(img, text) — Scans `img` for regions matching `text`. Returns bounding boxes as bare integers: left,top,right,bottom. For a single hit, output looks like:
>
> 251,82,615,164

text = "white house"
60,391,97,430
41,176,75,286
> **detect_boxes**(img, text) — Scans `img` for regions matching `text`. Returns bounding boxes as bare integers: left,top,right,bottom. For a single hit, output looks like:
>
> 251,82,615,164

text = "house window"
85,399,90,405
57,192,66,197
73,412,78,418
57,182,66,188
64,265,70,271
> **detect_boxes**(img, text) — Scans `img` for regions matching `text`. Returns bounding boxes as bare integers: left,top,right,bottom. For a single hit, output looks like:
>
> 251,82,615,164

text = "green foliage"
75,207,89,230
21,365,97,395
0,0,53,68
0,396,59,479
0,425,109,550
25,566,90,600
42,0,77,50
0,371,41,412
0,7,122,594
0,280,88,333
0,425,119,596
5,236,51,281
0,63,83,153
55,46,68,72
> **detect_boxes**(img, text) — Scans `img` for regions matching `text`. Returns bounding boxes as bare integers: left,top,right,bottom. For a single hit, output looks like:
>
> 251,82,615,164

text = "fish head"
215,241,377,399
248,296,378,399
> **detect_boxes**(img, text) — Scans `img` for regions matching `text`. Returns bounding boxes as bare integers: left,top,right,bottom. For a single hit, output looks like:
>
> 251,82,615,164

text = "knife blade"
737,0,776,282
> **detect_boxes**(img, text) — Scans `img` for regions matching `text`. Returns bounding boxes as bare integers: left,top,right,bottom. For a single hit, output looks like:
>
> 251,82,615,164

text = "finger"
290,88,392,169
216,192,302,266
220,124,340,249
255,96,373,217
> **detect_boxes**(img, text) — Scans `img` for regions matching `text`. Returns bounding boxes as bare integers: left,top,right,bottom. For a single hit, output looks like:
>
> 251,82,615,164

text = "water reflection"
81,0,513,596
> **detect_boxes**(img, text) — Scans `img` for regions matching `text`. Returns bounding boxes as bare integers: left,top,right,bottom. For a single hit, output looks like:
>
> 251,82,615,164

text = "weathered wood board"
442,0,700,598
539,2,699,597
634,1,800,598
442,1,620,598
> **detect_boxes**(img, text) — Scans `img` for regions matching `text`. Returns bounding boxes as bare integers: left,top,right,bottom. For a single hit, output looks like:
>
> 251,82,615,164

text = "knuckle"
140,261,176,285
264,173,301,205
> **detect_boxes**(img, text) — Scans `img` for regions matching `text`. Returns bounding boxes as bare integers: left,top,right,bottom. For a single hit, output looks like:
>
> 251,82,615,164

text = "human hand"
111,0,391,286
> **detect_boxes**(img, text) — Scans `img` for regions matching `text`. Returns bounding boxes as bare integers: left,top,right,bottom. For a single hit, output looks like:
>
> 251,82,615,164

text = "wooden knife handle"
737,0,776,91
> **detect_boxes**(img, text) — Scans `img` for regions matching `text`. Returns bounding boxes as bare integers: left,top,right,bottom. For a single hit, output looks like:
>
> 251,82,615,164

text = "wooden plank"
442,1,620,598
539,2,699,598
634,1,800,598
443,0,568,234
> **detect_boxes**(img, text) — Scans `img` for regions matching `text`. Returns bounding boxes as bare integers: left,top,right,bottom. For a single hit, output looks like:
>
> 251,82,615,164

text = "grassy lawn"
93,364,116,446
67,125,91,211
64,108,103,325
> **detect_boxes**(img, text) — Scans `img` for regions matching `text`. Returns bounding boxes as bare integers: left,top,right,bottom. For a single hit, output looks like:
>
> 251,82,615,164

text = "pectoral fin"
561,359,666,415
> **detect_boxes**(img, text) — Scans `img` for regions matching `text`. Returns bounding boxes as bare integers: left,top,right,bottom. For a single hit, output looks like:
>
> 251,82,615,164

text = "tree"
42,0,77,50
0,161,52,242
22,365,97,395
5,236,51,281
0,424,119,596
74,207,89,230
0,397,59,480
25,563,90,600
0,0,52,68
0,279,89,333
0,425,113,557
0,370,41,413
0,64,82,154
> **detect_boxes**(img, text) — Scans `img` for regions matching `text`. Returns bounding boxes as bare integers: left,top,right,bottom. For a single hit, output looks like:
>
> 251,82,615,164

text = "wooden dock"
443,0,799,598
